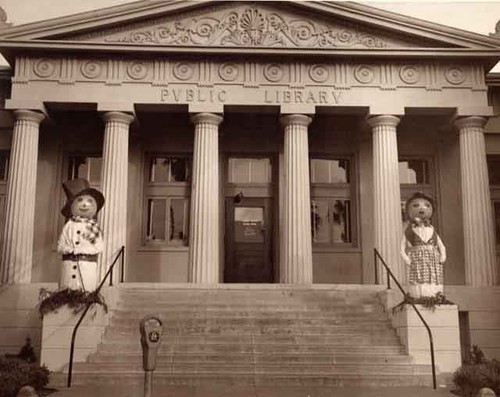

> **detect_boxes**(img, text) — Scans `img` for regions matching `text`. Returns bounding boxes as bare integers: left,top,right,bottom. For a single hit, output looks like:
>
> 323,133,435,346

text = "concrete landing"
50,385,454,397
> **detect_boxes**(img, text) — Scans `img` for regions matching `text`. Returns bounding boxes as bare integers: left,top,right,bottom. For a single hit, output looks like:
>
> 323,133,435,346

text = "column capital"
190,112,223,126
101,111,134,125
13,109,45,124
454,116,488,131
280,114,312,128
366,115,400,129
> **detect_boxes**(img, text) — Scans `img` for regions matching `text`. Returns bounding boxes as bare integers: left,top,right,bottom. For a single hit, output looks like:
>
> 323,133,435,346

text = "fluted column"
280,114,313,284
189,113,222,284
98,111,134,281
455,116,497,286
1,110,45,283
368,115,405,283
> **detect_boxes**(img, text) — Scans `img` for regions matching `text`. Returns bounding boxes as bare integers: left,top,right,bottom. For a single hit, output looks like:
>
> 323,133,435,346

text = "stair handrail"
373,248,437,390
67,246,125,388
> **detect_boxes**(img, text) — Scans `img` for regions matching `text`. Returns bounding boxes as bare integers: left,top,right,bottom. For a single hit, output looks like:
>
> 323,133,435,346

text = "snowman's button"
73,266,77,270
76,230,81,234
71,275,76,279
75,241,80,245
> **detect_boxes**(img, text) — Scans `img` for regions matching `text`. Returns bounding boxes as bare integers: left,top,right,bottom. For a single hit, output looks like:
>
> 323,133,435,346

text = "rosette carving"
127,61,148,80
263,64,284,82
445,67,466,85
80,60,102,79
173,62,195,81
33,59,56,78
354,65,375,84
399,65,420,85
309,64,329,83
100,7,387,49
218,63,240,81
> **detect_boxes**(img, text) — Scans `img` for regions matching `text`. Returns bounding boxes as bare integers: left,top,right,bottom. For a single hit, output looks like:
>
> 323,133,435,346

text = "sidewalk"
50,385,455,397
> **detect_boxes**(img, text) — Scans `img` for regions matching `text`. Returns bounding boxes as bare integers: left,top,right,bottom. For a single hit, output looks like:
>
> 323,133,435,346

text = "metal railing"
374,248,436,390
67,246,125,388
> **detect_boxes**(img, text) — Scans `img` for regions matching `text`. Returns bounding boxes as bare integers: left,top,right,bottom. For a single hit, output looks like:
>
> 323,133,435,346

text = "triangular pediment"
64,2,443,49
1,0,500,53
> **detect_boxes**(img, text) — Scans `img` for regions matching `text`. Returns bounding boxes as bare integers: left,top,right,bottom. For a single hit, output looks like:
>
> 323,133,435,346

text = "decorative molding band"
18,56,486,93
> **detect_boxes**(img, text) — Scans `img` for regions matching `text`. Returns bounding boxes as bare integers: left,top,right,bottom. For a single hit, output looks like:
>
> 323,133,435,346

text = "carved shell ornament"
104,7,387,49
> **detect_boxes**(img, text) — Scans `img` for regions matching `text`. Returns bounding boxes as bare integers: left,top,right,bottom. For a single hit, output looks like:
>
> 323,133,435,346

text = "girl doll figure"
400,192,446,298
57,178,105,292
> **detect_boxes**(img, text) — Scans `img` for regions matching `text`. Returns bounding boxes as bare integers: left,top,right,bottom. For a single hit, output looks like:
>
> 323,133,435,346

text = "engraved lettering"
218,90,227,102
331,90,342,104
172,89,181,102
306,91,317,104
186,89,194,102
294,91,303,103
264,90,273,103
283,90,292,103
160,89,169,102
319,91,327,104
197,89,206,102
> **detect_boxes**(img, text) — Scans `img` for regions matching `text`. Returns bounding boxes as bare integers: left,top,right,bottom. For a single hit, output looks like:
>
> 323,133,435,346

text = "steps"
66,285,433,387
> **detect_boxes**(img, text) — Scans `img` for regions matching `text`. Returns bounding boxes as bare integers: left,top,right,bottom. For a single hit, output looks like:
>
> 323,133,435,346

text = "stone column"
1,110,45,283
455,116,497,286
368,115,405,283
98,111,134,282
280,114,313,284
189,113,222,284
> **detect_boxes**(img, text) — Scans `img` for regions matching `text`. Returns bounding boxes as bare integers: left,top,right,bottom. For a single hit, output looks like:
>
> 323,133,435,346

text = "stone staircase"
67,285,433,387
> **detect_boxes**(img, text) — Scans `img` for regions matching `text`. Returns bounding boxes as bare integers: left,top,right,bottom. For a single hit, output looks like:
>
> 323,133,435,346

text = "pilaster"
189,113,223,284
98,111,134,282
454,116,497,286
1,110,44,283
367,115,405,283
280,114,313,284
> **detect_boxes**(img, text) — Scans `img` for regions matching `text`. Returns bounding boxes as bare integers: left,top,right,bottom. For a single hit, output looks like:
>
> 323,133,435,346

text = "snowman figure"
400,192,446,298
57,178,105,291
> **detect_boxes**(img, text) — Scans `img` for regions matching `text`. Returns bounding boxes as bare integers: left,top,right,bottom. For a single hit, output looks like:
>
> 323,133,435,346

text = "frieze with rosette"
20,57,485,93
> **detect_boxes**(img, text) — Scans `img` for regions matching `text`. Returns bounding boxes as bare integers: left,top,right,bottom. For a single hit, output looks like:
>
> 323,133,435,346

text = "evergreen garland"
392,291,454,314
38,288,107,317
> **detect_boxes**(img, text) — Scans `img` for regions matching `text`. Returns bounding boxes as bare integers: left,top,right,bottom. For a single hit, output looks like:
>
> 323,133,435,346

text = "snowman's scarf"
71,216,102,243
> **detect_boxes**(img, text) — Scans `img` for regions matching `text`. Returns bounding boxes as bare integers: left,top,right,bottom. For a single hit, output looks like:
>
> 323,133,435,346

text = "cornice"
1,40,500,61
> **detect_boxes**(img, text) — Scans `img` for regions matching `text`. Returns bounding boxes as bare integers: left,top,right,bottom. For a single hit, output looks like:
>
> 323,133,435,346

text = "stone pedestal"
280,114,313,284
40,306,108,372
188,113,222,284
382,291,461,373
1,110,45,283
98,112,134,282
455,116,497,286
368,115,405,284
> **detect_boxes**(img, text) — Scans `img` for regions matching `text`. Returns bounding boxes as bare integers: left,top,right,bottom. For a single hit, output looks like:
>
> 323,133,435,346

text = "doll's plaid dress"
404,225,444,285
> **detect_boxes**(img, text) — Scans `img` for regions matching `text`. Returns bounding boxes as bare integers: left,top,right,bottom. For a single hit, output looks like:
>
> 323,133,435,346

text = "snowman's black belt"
62,254,98,262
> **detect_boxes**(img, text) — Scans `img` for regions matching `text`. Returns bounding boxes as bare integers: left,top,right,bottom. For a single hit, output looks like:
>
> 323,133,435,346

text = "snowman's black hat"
61,178,105,218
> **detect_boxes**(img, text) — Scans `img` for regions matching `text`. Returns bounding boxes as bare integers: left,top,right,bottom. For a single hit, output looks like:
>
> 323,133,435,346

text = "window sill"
313,246,361,254
138,245,189,253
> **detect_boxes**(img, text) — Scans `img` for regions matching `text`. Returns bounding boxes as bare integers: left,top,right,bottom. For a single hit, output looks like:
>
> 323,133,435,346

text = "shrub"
452,346,500,397
0,356,50,397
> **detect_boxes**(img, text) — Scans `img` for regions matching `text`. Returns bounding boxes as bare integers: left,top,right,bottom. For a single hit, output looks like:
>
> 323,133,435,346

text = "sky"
0,0,499,36
0,0,500,68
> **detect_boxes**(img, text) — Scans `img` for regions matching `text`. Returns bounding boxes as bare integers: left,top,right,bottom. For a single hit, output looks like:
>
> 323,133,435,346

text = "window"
144,155,191,247
228,158,271,184
399,158,434,223
310,158,353,246
488,155,500,246
67,155,102,185
0,150,8,181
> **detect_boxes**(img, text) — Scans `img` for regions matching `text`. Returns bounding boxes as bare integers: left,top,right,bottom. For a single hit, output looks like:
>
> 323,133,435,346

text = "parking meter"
139,316,163,371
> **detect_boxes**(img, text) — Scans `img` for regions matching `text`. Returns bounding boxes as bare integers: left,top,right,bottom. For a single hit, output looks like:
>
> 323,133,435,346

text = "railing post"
67,246,125,388
120,247,125,283
374,249,378,284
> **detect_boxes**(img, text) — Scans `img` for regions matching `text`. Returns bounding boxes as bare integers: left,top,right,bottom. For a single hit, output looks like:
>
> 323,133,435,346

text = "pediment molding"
70,3,404,49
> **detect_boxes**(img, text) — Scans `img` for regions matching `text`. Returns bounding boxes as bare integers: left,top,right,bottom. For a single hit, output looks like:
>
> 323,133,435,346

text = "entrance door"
225,198,273,283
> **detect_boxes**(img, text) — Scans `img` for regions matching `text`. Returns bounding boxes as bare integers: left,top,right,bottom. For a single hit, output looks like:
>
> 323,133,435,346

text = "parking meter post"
139,316,163,397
